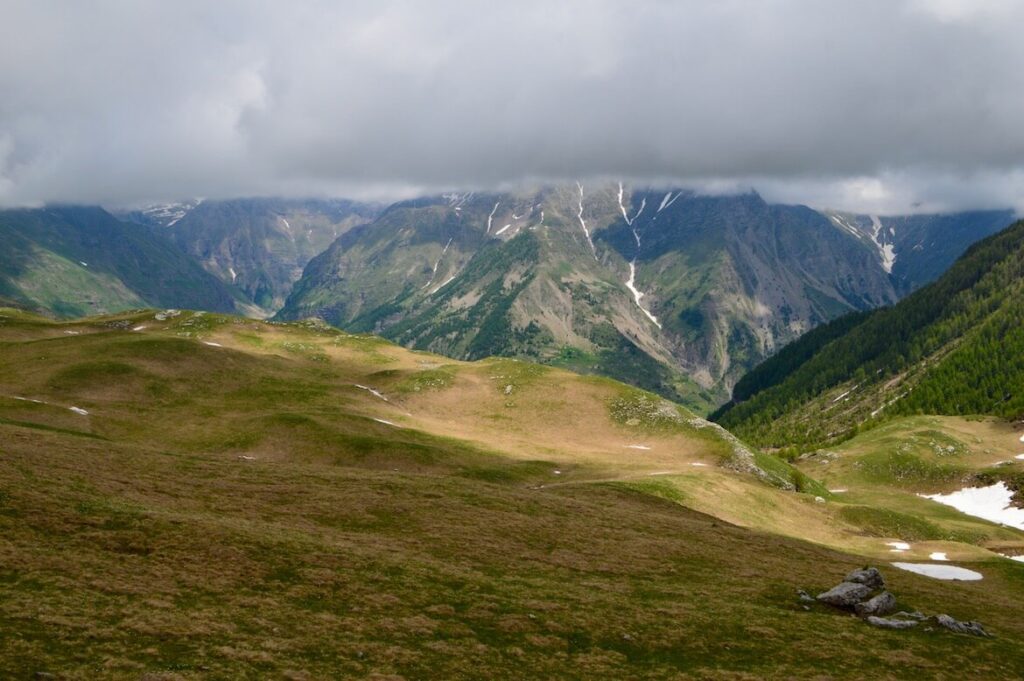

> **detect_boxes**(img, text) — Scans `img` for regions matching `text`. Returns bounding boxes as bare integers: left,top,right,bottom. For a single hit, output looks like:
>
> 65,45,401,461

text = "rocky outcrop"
817,582,873,608
855,591,897,617
807,567,991,637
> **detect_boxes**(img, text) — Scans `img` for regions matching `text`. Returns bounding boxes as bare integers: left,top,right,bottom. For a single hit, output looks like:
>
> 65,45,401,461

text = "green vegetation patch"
609,388,688,432
394,366,457,394
839,505,985,544
855,450,968,487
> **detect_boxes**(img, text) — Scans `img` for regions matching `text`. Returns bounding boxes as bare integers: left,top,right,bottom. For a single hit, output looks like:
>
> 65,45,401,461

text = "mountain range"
277,184,1012,410
0,190,1013,411
117,198,380,314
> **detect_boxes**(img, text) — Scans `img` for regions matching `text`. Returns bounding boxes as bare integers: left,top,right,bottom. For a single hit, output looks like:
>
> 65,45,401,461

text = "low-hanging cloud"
2,0,1024,213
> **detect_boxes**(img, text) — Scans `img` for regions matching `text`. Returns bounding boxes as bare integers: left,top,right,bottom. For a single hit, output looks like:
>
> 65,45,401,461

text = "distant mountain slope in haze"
0,206,243,317
152,198,379,314
825,209,1014,295
279,185,932,410
715,218,1024,450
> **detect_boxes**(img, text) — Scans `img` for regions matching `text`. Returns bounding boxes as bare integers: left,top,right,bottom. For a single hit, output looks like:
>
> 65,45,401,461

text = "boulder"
931,614,991,637
866,616,918,630
855,591,897,617
816,582,872,608
843,567,885,590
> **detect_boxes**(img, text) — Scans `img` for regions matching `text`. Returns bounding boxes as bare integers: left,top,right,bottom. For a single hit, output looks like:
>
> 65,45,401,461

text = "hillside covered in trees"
715,218,1024,451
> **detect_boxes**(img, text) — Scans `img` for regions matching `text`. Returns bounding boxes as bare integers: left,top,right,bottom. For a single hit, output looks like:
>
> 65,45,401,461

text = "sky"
2,0,1024,214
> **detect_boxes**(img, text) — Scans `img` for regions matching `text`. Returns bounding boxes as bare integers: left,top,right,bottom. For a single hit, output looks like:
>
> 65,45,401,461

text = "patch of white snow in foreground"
1016,454,1024,460
69,407,89,416
829,488,848,493
887,541,911,551
1003,554,1024,563
892,562,982,581
203,341,223,347
690,462,708,467
372,418,399,427
625,445,651,450
132,325,146,332
1019,434,1024,443
929,552,949,561
921,482,1024,531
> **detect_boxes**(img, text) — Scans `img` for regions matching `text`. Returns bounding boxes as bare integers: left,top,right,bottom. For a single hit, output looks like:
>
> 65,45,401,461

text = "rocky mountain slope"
120,198,379,314
280,184,1008,410
825,209,1013,295
0,206,244,317
715,218,1024,450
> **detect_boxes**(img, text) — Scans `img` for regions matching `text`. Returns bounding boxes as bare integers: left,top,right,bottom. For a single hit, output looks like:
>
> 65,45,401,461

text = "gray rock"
855,591,897,616
844,567,885,590
893,610,928,621
816,582,873,608
931,614,991,637
866,616,918,630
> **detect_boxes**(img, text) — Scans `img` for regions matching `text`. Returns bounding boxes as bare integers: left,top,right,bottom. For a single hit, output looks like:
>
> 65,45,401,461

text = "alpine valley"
276,184,1012,410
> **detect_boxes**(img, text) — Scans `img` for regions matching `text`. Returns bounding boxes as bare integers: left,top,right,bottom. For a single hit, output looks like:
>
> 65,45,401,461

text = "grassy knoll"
1,309,1023,678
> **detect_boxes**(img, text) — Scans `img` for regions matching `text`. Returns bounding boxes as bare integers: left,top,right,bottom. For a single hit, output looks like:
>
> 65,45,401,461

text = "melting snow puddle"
355,384,389,401
921,482,1024,531
69,407,89,416
929,552,949,561
203,341,223,347
887,541,911,552
625,445,651,450
892,562,983,581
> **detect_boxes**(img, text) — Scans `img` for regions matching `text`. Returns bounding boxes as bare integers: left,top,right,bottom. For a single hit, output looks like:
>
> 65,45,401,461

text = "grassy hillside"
716,219,1024,450
2,309,1024,678
0,206,244,317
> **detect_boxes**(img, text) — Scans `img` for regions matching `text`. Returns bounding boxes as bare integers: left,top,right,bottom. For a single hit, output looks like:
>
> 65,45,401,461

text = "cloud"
1,0,1024,212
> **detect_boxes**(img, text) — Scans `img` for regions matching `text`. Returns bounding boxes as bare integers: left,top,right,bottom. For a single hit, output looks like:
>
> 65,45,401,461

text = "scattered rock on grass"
809,567,991,637
931,614,991,638
855,591,897,617
866,616,919,630
816,582,872,607
844,567,884,589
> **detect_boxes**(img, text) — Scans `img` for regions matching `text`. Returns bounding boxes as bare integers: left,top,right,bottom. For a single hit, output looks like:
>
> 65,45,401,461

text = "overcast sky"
2,0,1024,213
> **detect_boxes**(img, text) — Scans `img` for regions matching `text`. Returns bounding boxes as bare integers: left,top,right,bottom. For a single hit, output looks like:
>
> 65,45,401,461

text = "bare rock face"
855,591,897,617
843,567,885,590
866,616,919,630
816,582,873,608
